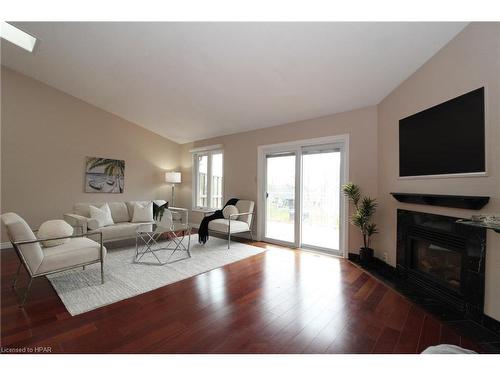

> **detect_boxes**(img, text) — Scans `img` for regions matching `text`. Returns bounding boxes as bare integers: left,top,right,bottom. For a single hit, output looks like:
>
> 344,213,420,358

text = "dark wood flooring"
0,237,485,354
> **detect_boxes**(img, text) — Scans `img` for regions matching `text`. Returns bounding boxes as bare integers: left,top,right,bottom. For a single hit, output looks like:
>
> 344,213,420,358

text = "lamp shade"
165,171,181,184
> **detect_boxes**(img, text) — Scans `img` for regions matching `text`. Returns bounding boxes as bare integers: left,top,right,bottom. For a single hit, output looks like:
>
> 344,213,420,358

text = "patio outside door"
301,146,341,252
262,139,345,255
265,152,297,244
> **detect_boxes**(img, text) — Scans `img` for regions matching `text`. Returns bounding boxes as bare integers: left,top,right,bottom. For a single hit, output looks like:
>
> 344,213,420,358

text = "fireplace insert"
397,209,486,317
412,239,462,292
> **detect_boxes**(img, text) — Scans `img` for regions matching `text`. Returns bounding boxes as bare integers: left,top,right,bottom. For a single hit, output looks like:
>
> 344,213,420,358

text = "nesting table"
134,222,191,265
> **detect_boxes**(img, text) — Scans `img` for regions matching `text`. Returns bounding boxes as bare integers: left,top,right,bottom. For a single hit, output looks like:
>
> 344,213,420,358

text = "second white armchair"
208,200,255,249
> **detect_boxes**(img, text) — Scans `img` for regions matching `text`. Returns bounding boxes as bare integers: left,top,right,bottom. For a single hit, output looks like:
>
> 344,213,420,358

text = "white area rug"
47,235,264,316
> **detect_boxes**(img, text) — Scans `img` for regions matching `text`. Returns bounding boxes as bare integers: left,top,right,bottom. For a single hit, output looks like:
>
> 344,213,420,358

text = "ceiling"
1,22,467,143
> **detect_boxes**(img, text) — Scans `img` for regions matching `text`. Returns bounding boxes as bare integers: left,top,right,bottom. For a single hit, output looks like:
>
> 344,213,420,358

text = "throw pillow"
132,201,154,222
157,209,173,228
222,205,239,219
89,204,114,229
38,220,73,247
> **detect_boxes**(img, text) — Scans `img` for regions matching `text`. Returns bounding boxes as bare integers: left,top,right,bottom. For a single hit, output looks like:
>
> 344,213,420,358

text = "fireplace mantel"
390,192,489,210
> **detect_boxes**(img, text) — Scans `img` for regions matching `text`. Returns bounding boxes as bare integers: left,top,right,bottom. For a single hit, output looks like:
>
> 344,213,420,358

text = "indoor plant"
342,183,378,263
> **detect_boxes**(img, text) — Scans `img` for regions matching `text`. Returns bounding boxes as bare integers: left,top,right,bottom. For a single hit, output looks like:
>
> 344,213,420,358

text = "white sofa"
63,200,188,243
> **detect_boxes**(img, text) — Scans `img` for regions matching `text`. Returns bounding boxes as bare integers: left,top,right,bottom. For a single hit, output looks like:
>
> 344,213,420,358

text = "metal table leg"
135,227,192,265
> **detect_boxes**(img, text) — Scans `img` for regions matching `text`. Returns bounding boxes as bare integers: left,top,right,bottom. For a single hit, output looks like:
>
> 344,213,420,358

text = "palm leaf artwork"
85,157,125,193
342,183,378,249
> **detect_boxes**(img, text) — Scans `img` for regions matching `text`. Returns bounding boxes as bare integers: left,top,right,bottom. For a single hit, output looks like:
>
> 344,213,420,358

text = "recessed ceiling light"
0,22,37,52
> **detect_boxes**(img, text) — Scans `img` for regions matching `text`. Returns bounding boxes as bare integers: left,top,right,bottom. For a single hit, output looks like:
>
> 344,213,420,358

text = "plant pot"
359,247,374,264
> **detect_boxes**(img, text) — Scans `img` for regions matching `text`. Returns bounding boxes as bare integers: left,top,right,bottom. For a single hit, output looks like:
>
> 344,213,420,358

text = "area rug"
47,235,264,316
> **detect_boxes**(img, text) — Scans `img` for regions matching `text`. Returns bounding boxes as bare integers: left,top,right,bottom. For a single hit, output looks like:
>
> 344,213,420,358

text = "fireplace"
397,209,486,317
412,240,462,291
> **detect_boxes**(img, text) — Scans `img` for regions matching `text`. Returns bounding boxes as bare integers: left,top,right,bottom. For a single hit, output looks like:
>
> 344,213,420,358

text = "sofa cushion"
75,202,145,223
126,201,151,219
235,200,254,225
1,212,44,274
108,202,130,223
89,204,114,229
132,202,154,223
208,218,250,233
37,237,106,274
91,222,154,241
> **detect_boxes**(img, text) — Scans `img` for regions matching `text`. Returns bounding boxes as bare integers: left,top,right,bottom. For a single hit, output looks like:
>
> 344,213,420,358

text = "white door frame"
257,134,350,258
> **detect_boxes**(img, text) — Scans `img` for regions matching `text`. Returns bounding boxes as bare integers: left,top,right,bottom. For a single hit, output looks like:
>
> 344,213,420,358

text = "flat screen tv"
399,87,485,178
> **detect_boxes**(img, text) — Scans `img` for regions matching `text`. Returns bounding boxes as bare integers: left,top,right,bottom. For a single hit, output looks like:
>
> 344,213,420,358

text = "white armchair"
1,212,106,307
208,200,255,249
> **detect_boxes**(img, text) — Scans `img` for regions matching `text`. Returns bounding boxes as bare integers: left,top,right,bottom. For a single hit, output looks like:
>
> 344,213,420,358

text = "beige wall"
377,23,500,320
177,106,378,252
1,67,181,239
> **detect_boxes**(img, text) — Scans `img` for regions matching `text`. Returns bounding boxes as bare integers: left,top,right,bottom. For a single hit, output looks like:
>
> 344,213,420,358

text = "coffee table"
135,222,191,265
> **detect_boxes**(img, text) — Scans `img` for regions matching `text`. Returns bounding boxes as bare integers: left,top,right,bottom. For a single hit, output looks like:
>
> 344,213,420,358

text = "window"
1,22,37,52
193,149,224,209
196,154,208,207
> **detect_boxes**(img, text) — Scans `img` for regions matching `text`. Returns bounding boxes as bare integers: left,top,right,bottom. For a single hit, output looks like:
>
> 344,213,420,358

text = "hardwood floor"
0,237,484,354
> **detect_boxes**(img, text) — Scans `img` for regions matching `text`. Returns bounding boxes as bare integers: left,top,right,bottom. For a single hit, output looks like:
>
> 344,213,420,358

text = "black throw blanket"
198,198,239,244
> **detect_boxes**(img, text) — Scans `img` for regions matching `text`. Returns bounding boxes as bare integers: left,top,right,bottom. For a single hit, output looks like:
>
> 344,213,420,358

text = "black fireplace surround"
397,209,486,318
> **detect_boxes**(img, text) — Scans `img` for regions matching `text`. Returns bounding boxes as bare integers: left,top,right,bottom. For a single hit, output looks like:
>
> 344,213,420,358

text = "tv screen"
399,87,485,177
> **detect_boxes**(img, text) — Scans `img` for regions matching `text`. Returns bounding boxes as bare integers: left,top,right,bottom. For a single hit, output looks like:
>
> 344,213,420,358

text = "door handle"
266,192,269,199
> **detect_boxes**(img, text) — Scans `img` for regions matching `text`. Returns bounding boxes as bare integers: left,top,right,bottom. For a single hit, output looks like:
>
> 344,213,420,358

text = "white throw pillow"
38,220,73,247
222,205,239,219
157,209,173,228
89,204,114,229
132,201,154,223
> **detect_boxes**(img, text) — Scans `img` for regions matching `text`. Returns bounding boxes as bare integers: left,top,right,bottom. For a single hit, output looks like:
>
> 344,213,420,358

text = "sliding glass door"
265,153,296,244
262,141,344,255
301,147,341,251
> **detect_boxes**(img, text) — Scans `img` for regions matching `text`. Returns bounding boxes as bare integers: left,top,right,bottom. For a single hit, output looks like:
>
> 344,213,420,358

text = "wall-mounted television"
399,87,485,178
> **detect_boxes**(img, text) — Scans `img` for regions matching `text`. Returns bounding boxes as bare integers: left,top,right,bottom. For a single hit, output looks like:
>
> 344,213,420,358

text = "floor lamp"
165,172,181,206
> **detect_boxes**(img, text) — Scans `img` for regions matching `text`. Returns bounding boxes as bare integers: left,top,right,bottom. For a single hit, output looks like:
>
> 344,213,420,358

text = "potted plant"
342,183,378,264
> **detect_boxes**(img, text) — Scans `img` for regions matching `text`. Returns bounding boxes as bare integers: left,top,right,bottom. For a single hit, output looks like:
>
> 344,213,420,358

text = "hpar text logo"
34,346,52,353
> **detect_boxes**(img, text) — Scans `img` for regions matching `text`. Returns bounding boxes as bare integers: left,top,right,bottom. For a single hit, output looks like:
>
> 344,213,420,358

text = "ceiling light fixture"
0,22,37,52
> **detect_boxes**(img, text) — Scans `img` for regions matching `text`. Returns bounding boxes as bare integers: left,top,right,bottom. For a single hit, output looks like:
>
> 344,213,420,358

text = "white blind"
301,143,340,155
266,151,296,159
